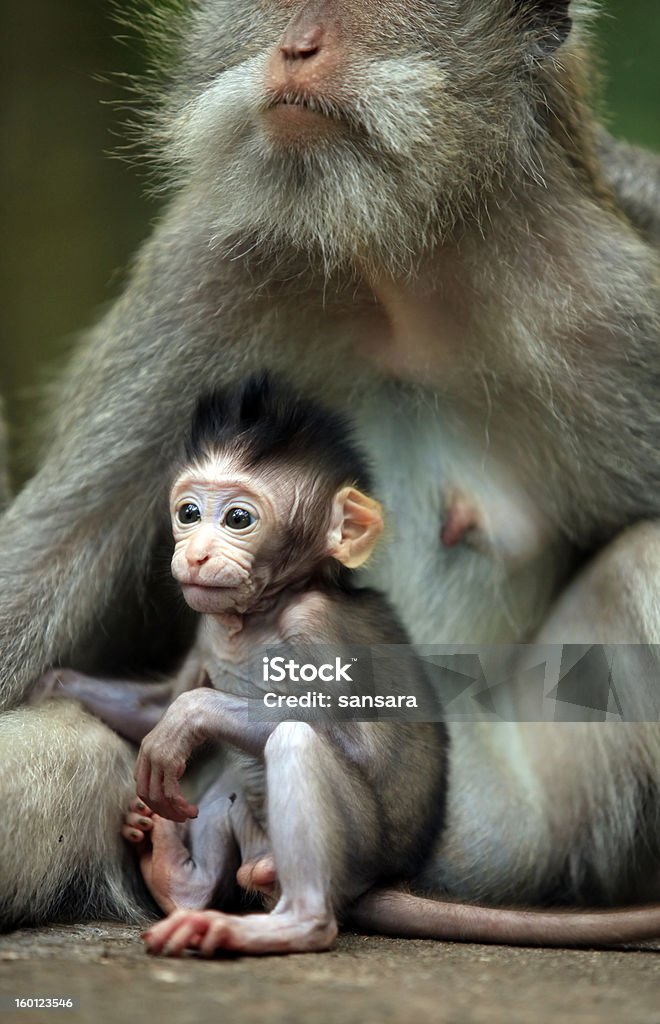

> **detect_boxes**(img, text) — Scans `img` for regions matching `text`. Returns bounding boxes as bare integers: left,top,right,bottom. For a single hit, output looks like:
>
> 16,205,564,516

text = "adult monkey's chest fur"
352,386,567,647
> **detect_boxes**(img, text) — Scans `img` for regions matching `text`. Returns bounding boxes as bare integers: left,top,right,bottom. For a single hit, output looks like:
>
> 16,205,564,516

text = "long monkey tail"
348,888,660,948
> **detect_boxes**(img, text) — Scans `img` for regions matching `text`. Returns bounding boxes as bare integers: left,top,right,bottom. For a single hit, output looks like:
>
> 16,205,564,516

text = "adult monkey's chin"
164,54,460,276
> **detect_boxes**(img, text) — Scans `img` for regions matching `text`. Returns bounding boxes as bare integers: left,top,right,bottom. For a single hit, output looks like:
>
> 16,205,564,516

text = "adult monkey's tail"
349,888,660,948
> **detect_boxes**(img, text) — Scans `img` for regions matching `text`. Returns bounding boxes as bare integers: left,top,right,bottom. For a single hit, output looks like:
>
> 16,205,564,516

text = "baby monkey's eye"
177,503,201,525
225,508,255,531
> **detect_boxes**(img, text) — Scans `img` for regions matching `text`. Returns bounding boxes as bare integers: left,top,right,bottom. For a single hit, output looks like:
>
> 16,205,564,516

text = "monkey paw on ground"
143,907,338,957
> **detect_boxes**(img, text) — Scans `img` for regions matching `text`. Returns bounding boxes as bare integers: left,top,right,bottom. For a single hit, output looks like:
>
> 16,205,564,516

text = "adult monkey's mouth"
260,87,359,149
264,87,346,123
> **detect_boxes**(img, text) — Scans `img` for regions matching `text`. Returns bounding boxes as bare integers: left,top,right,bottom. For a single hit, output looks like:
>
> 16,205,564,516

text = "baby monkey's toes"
122,797,155,844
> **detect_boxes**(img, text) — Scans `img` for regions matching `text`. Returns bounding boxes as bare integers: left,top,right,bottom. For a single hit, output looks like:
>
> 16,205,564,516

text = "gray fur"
600,129,660,248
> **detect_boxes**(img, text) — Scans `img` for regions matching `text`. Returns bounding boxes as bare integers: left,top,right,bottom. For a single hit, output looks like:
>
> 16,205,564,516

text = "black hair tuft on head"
186,373,373,492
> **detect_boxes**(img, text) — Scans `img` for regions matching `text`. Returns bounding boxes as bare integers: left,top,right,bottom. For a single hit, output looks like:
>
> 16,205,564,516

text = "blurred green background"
1,1,659,480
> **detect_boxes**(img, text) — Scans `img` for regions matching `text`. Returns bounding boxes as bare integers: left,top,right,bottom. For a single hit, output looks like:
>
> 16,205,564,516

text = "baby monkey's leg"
126,767,245,915
229,794,278,907
145,723,380,956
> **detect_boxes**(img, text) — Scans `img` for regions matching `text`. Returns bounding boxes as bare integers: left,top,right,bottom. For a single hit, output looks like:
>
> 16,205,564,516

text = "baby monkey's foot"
122,796,155,845
122,798,207,915
121,797,174,913
143,906,338,956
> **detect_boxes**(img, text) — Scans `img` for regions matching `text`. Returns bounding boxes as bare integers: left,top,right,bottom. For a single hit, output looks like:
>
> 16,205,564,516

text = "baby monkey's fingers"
135,754,196,822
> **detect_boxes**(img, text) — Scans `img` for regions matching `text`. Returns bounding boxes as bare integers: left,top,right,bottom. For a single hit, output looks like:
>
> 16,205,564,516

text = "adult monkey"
1,0,660,930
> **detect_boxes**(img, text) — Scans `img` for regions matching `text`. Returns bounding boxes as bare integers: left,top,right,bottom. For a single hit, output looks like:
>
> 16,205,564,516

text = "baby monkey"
41,375,448,954
39,377,660,954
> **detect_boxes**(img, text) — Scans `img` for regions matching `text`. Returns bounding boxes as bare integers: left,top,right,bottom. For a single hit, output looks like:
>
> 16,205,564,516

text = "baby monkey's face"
169,454,283,615
169,448,383,616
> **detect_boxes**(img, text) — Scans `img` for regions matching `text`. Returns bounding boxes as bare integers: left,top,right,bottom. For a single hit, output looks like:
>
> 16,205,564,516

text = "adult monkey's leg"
426,522,660,909
0,701,150,927
521,521,660,904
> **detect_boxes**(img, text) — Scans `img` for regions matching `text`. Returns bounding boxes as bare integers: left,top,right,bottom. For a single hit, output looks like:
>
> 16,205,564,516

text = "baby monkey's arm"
31,649,207,744
134,686,274,821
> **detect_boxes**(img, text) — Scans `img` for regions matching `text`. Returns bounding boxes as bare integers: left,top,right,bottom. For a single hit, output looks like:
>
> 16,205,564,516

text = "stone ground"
0,925,658,1024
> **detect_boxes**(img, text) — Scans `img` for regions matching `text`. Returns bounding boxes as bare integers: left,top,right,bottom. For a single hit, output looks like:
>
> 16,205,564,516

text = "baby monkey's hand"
134,694,205,821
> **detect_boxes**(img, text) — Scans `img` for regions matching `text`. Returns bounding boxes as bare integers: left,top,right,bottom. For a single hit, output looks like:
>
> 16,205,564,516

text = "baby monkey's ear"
326,487,384,569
